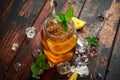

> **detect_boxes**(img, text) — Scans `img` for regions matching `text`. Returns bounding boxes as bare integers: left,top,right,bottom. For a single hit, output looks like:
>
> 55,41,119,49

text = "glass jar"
41,17,78,67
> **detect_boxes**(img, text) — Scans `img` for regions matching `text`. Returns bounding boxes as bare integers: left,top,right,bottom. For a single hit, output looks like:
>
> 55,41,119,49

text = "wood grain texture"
0,0,14,23
0,0,46,79
5,0,51,79
79,0,120,79
105,20,120,80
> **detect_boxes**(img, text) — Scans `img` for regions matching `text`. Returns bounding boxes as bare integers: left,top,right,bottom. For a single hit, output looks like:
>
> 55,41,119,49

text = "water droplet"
12,43,19,51
96,73,102,80
14,63,21,71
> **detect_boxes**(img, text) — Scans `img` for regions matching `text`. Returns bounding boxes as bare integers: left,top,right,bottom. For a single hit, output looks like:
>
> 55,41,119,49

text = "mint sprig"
54,7,74,31
85,37,99,47
31,54,50,76
65,7,74,21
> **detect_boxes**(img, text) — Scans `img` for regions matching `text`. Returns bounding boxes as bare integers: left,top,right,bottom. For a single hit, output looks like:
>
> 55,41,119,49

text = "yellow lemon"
71,17,86,30
68,70,78,80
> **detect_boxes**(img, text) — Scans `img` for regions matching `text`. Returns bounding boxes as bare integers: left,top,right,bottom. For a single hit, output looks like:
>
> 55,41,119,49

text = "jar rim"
43,17,75,41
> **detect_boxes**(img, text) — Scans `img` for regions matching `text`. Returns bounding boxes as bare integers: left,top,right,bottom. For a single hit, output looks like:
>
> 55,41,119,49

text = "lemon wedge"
71,17,86,30
68,70,78,80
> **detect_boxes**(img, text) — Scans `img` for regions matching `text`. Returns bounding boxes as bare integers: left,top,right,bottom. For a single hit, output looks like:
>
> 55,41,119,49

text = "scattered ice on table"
76,34,88,53
57,62,71,75
81,54,89,63
32,49,43,58
68,33,91,77
26,27,36,38
88,48,97,59
14,63,21,71
70,65,89,77
56,32,98,77
12,43,19,51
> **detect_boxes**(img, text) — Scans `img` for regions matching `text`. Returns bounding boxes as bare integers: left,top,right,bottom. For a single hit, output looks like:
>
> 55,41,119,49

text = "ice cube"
12,43,19,51
14,63,21,71
32,49,43,58
81,54,89,63
70,65,89,77
57,62,71,75
76,45,86,53
26,27,36,38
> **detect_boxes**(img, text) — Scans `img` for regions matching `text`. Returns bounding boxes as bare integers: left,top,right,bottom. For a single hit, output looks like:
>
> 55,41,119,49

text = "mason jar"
41,17,78,67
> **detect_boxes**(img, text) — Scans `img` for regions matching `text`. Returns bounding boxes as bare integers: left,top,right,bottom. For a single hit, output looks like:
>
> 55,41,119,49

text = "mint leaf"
55,13,68,32
41,63,50,70
57,13,66,21
54,15,63,22
54,7,74,32
38,62,42,68
62,22,68,32
31,54,50,76
85,36,99,47
65,7,73,21
91,40,99,47
31,64,40,76
85,37,92,42
35,54,46,65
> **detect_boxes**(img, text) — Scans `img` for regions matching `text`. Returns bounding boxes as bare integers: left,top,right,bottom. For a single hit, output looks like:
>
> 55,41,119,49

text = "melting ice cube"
70,65,89,77
14,63,21,71
57,62,71,75
26,27,36,38
12,43,19,51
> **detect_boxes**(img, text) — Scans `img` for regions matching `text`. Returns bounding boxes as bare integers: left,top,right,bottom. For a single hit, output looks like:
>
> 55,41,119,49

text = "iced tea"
41,17,77,66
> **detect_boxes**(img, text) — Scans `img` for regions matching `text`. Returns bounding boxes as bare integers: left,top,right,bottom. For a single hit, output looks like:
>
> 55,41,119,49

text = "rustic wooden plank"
79,0,120,79
0,0,46,79
0,0,13,23
5,0,87,80
4,0,50,79
105,21,120,80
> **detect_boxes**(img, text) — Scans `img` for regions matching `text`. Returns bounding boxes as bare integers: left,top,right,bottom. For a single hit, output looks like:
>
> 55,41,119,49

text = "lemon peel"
71,17,86,30
68,70,78,80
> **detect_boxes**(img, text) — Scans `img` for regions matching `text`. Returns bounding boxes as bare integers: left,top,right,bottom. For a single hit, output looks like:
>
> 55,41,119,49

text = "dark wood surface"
0,0,120,80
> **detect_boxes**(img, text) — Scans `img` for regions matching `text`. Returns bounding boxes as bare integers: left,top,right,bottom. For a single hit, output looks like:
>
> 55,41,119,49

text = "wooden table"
0,0,120,80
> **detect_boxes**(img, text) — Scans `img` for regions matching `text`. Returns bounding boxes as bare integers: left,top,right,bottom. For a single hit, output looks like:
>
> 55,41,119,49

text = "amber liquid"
41,19,77,66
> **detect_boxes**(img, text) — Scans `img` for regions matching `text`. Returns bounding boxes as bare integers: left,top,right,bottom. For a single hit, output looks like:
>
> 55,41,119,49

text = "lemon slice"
46,34,77,54
71,17,86,30
68,70,78,80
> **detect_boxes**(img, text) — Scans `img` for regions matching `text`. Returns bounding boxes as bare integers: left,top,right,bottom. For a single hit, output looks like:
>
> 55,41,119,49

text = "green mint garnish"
54,7,74,32
31,64,40,76
85,37,99,47
65,7,74,21
35,54,46,65
31,54,50,76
